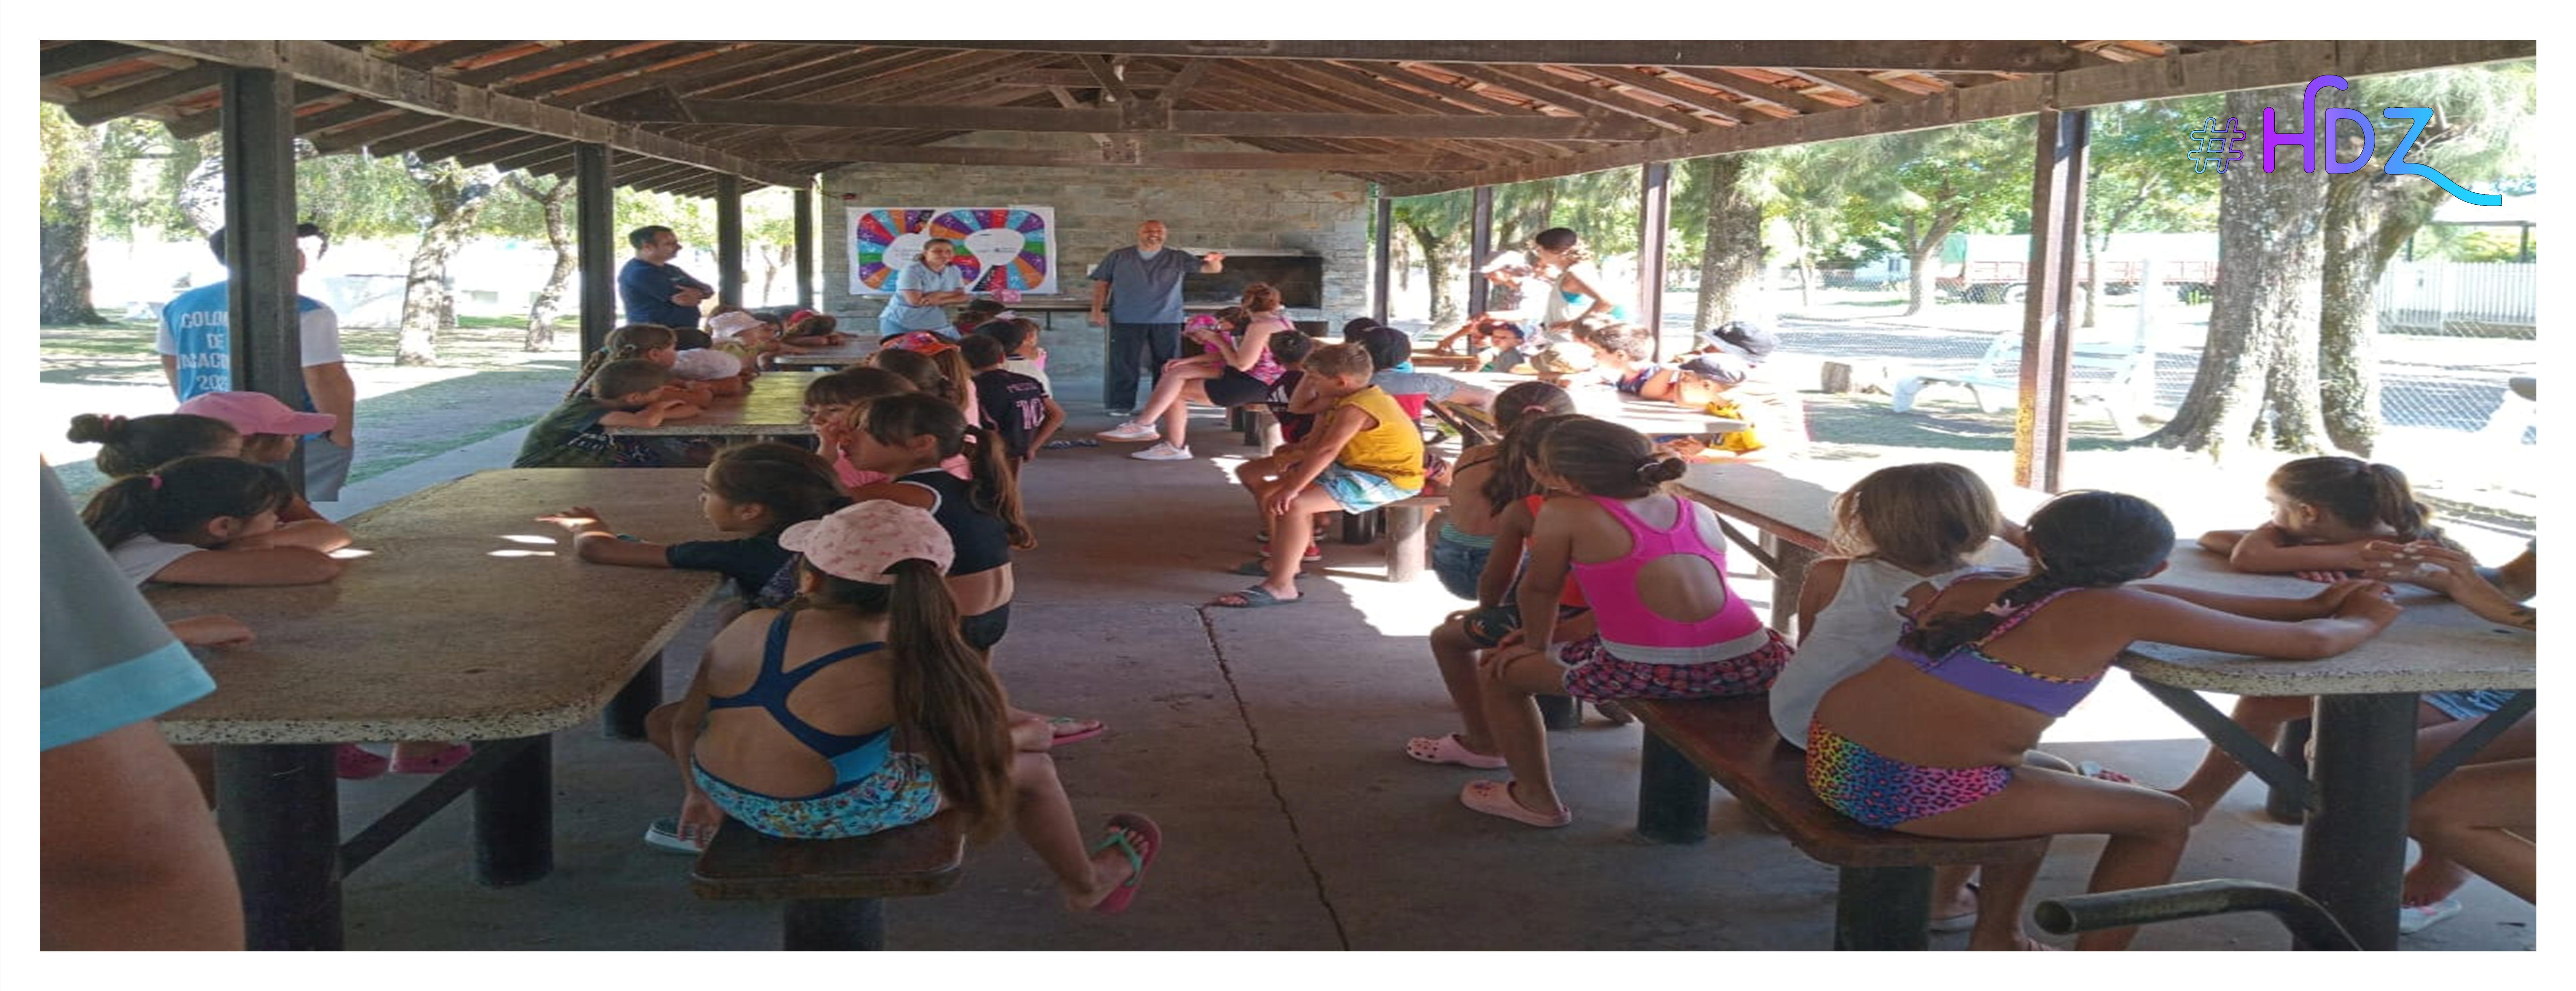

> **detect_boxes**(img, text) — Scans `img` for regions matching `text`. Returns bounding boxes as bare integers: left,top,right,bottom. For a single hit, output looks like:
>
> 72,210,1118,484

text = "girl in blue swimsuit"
647,501,1162,914
1808,491,2403,951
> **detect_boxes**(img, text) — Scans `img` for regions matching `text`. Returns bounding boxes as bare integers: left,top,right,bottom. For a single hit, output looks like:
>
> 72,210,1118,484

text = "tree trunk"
1790,219,1815,311
757,244,784,308
1901,211,1964,318
2316,84,2456,457
2145,86,2329,459
517,175,575,351
397,161,498,366
41,119,107,325
1408,223,1459,326
175,141,225,239
1692,155,1762,329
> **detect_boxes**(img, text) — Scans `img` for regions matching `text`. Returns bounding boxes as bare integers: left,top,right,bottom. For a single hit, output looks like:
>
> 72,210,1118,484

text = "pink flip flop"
1405,733,1507,770
1089,813,1163,914
1460,779,1573,828
1048,716,1106,746
390,743,473,775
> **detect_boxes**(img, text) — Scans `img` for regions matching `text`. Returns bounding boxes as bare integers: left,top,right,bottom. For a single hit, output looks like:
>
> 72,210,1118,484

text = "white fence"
2375,261,2536,334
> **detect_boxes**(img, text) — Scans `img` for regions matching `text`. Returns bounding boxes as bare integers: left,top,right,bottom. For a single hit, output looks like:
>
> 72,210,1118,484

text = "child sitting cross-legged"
512,359,702,468
643,501,1163,914
961,334,1063,462
1212,342,1423,607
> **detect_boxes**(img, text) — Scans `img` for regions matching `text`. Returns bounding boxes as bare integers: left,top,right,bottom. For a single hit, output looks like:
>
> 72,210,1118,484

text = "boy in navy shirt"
960,335,1061,462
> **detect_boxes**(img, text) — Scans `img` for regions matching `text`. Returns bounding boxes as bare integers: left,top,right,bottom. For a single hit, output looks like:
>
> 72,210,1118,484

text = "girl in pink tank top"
1427,414,1792,829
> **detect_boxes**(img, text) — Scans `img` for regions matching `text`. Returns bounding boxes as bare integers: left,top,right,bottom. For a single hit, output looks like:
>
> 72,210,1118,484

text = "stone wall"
818,133,1372,399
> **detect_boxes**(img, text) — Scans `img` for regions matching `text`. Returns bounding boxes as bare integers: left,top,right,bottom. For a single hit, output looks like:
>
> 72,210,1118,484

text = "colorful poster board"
849,206,1057,295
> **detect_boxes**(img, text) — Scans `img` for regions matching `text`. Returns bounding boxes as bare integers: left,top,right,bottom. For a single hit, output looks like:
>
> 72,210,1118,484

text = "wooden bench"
1889,331,2155,437
690,811,967,950
1624,695,2049,950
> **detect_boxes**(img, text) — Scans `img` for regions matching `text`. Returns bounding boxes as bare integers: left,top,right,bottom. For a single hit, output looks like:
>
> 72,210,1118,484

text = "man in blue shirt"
156,227,358,500
618,225,717,347
1088,220,1223,414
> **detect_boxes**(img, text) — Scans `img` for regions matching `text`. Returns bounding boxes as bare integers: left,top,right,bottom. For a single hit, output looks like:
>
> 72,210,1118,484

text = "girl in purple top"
1097,284,1291,461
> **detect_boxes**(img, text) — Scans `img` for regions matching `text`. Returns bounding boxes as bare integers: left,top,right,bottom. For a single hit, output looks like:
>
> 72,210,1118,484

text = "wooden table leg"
1635,730,1710,844
1384,502,1429,582
603,651,665,739
2298,692,2418,951
1760,534,1819,639
216,743,345,950
784,898,886,951
472,734,553,887
1835,866,1933,951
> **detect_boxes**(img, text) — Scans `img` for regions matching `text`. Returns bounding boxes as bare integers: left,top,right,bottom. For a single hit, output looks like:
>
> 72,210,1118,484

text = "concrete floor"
328,397,2537,952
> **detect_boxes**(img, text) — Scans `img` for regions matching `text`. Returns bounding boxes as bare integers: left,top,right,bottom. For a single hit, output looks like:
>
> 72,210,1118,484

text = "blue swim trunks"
2422,689,2520,722
1315,464,1414,514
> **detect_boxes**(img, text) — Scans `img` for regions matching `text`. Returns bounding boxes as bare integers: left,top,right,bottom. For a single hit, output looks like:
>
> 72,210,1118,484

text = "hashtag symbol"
2185,118,2223,174
2218,117,2248,172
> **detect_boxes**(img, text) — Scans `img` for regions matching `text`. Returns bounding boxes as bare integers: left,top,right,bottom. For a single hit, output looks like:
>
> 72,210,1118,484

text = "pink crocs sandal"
335,744,389,781
1405,733,1507,770
390,743,473,775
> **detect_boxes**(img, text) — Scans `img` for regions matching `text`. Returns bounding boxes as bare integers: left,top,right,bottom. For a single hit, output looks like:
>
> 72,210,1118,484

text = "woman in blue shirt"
878,239,972,340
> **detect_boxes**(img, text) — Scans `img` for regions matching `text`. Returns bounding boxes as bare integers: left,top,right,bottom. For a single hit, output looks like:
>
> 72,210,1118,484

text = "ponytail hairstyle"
1241,282,1283,313
568,324,680,397
859,393,1035,549
68,413,241,478
1532,227,1592,265
798,558,1013,842
706,442,849,533
2270,455,2442,544
1828,462,2000,572
924,348,977,412
1479,386,1578,513
812,367,920,438
81,455,293,550
869,347,949,402
1535,416,1685,499
1903,490,2175,658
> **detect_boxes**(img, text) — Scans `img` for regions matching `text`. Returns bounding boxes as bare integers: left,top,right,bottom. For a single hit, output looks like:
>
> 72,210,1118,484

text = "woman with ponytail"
1808,491,2403,950
646,502,1161,913
1411,417,1789,825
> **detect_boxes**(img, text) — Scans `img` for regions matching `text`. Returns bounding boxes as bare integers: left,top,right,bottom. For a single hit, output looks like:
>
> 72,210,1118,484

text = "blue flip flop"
1209,585,1302,608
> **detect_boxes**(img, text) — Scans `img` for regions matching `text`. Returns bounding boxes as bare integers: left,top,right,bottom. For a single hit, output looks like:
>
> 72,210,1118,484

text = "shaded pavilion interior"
37,38,2535,487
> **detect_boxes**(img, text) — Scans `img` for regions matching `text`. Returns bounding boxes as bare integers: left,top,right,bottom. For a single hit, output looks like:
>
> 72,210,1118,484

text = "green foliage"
2414,224,2536,262
38,103,89,225
2086,94,2224,235
294,147,430,238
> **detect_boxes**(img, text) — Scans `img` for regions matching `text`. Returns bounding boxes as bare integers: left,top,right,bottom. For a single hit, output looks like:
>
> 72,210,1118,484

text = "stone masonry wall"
818,132,1371,398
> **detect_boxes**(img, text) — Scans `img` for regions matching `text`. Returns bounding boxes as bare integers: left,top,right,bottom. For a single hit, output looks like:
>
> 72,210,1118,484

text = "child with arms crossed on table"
513,359,701,469
82,456,346,587
1808,491,2401,950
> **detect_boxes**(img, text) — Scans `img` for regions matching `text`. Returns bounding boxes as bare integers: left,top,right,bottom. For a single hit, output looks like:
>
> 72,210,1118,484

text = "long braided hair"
1903,490,2174,657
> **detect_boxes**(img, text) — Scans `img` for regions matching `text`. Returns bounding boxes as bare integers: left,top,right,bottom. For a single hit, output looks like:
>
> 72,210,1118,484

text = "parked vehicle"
1934,233,2218,303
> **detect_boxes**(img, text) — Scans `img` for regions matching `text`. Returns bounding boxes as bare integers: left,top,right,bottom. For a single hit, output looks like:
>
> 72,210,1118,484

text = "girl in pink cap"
647,501,1163,914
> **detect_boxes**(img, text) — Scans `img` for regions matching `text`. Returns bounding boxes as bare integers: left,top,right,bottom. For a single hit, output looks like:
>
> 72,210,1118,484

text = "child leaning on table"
1807,491,2401,951
2166,455,2466,821
81,455,347,587
538,442,848,605
70,401,329,527
512,359,702,469
1211,343,1423,608
643,502,1163,913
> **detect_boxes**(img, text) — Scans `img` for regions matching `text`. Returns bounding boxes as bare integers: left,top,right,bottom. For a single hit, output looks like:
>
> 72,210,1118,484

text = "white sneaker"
642,817,702,854
1131,442,1193,461
1097,421,1159,442
2397,898,2463,935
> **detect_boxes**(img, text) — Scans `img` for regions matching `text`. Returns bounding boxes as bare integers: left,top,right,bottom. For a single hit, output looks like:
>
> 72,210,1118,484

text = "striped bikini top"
1892,587,2100,717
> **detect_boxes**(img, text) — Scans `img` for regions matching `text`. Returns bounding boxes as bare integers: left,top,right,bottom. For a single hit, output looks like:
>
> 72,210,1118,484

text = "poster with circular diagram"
849,205,1055,296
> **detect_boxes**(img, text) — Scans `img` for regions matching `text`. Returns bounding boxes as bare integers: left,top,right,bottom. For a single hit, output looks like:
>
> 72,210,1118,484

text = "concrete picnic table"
2119,545,2536,950
768,339,875,369
607,369,829,438
150,468,723,950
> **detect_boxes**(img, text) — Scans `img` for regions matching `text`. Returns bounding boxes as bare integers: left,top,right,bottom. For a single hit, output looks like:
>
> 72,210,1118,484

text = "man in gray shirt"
1088,220,1224,413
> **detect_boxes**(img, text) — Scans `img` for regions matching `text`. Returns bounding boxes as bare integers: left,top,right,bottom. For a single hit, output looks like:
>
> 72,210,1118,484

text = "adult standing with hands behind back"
1089,220,1223,415
620,226,717,348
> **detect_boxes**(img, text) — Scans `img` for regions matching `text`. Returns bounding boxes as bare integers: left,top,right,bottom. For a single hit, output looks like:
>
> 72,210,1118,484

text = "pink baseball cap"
176,391,338,436
778,501,954,583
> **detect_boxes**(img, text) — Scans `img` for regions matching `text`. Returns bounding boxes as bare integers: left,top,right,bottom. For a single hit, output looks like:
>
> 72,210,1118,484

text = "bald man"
1088,220,1223,414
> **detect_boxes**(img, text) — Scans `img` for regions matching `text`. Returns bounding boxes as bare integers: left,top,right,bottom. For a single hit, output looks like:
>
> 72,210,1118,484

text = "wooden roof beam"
1430,63,1710,133
445,40,655,88
122,40,809,188
1386,39,2534,196
1556,66,1751,125
751,141,1483,171
598,91,1667,140
59,64,224,125
861,41,2117,72
1657,67,1844,117
42,41,145,78
1797,68,1932,104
